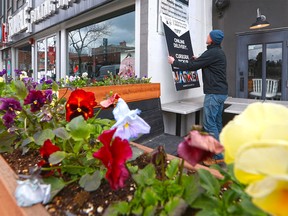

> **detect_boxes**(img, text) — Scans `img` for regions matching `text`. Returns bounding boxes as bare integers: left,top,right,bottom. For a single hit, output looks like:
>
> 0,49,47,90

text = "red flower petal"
65,89,97,122
39,139,60,159
93,128,132,190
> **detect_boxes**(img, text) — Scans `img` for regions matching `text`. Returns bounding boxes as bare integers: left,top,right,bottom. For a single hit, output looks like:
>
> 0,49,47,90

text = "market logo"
8,0,82,39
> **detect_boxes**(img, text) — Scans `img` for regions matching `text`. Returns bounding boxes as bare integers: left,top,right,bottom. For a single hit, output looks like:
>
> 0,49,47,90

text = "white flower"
111,98,150,140
82,72,88,78
69,76,75,82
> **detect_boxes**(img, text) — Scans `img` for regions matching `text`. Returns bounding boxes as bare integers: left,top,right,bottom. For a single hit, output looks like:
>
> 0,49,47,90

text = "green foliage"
0,79,115,191
190,164,269,216
106,154,268,216
59,73,152,88
105,158,200,215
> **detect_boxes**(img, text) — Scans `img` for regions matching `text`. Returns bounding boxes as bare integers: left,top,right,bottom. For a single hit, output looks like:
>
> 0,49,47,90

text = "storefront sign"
8,0,83,38
8,5,31,37
1,23,8,43
160,0,200,91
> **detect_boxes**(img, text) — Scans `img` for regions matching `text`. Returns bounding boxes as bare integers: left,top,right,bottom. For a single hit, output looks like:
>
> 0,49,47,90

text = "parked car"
96,64,120,81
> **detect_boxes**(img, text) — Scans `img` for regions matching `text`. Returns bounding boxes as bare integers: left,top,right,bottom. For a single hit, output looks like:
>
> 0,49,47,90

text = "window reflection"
267,43,282,100
248,44,262,95
37,39,45,81
68,11,135,80
248,43,282,100
37,36,56,81
18,45,32,77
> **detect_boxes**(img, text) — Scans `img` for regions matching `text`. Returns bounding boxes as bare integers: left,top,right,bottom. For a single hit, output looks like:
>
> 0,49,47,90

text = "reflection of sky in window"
248,43,282,61
267,43,282,61
96,11,135,47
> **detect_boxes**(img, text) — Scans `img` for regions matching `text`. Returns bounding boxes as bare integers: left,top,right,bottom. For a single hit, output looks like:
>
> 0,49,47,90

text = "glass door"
236,29,288,100
36,35,56,82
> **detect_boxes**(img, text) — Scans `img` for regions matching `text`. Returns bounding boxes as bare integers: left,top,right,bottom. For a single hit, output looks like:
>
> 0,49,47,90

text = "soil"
1,148,174,216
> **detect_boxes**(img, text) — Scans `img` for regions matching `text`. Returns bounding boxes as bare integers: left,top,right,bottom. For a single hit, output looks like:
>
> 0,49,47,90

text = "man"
168,29,228,164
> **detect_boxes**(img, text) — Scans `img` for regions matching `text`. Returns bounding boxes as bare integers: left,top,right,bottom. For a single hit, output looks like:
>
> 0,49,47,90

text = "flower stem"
178,159,185,184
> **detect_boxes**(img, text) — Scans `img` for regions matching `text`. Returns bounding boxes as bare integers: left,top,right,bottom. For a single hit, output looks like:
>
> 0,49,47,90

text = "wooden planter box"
0,144,222,215
0,154,49,216
58,83,161,104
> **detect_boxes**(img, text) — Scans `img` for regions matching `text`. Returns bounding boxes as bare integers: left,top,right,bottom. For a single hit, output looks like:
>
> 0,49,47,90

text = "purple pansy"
0,98,22,113
0,98,22,128
44,89,53,103
40,77,45,84
0,69,7,77
45,79,53,85
2,112,16,128
15,69,22,76
24,90,46,112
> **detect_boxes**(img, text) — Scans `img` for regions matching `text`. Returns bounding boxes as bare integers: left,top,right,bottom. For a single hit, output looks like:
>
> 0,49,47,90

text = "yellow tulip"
220,102,288,164
246,175,288,216
234,140,288,184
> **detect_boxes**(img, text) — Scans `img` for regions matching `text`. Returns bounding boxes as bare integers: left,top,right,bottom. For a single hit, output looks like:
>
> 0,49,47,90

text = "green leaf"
52,81,59,92
104,201,130,216
79,171,102,191
192,194,221,210
34,129,55,145
164,197,188,215
142,187,160,206
222,189,240,209
143,205,157,216
42,177,66,200
21,137,34,147
0,131,17,153
66,116,93,141
132,164,156,187
49,151,66,165
239,198,269,216
127,164,139,174
14,80,28,99
165,158,180,179
131,205,143,215
197,168,221,196
73,141,82,154
195,209,221,216
53,127,71,140
182,175,202,205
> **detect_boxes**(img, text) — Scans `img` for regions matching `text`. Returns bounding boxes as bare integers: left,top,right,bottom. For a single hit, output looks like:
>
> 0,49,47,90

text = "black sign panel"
163,22,200,91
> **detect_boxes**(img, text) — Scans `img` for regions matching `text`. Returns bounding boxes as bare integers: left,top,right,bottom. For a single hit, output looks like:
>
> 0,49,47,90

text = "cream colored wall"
146,0,213,135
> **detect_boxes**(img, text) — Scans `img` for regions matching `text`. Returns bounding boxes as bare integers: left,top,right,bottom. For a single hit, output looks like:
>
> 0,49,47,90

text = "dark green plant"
104,148,268,216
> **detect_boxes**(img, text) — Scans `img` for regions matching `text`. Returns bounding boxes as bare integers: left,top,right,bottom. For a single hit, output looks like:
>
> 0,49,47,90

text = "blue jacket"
173,44,228,95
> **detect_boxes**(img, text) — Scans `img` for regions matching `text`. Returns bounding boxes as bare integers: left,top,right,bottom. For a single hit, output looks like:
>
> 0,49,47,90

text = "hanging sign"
160,0,200,91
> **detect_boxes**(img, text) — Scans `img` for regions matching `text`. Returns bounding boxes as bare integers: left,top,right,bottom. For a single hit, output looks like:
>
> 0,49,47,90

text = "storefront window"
18,44,32,77
68,11,135,80
36,36,56,81
2,49,11,78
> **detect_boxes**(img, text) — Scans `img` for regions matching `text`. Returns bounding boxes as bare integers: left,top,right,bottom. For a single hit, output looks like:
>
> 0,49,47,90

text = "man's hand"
168,56,175,64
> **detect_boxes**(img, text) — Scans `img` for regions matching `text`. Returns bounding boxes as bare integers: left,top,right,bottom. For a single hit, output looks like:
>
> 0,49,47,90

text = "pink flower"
99,93,120,108
177,130,224,166
93,128,132,190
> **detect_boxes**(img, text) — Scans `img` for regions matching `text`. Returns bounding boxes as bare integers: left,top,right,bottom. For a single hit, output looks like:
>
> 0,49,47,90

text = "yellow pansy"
220,102,288,164
246,175,288,216
0,77,4,82
234,140,288,184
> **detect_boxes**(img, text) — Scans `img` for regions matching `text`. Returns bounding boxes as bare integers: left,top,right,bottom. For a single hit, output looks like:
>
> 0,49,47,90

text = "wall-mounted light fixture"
250,8,270,29
215,0,230,18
